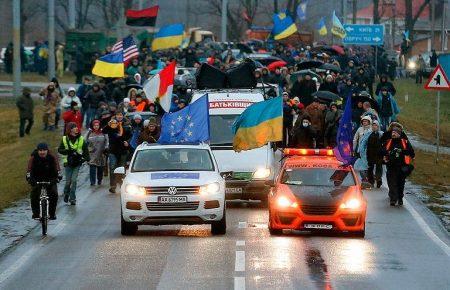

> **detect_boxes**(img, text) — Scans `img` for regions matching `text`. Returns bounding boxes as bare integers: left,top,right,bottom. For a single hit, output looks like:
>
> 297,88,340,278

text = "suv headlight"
125,184,146,196
339,198,362,210
253,168,271,179
199,182,220,195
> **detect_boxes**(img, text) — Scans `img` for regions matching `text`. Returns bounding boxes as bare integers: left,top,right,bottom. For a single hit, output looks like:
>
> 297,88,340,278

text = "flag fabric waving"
296,0,308,21
158,94,210,144
403,30,410,42
331,10,346,38
333,96,355,165
152,24,184,51
317,17,327,36
232,97,283,152
126,5,159,26
143,61,176,112
92,51,124,78
272,10,298,40
111,35,139,65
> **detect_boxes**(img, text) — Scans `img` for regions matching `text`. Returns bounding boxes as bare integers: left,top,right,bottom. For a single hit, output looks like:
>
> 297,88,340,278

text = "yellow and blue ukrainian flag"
152,23,184,51
92,51,124,78
331,10,346,38
272,10,298,40
232,97,283,152
317,17,327,36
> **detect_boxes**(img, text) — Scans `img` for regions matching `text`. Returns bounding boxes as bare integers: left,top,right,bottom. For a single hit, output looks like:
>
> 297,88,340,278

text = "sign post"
424,64,450,162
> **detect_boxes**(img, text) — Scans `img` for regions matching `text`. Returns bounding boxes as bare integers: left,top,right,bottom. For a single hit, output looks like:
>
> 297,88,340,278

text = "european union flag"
296,0,308,21
158,94,210,144
334,96,355,165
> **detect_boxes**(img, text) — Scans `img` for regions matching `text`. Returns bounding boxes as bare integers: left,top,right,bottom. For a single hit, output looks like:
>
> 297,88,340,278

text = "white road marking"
236,240,245,247
235,250,245,272
404,199,450,257
234,277,246,290
238,221,247,228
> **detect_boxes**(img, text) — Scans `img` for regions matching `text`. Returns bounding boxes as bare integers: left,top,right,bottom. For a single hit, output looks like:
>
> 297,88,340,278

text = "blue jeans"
89,165,104,185
379,116,391,132
85,107,97,128
64,166,81,201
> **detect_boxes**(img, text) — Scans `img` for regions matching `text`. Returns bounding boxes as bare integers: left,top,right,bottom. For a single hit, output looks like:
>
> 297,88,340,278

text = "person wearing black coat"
16,87,34,137
430,50,438,68
290,115,316,148
291,74,317,106
319,75,339,94
366,120,384,188
27,143,61,219
84,83,106,127
375,75,396,96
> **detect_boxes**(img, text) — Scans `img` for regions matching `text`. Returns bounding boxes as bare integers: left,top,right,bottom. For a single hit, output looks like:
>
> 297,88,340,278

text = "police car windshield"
209,115,239,145
281,168,355,187
132,148,215,172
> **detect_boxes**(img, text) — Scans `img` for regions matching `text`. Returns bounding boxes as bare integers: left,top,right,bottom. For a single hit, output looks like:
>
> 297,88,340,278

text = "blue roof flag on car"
333,96,355,165
158,94,210,144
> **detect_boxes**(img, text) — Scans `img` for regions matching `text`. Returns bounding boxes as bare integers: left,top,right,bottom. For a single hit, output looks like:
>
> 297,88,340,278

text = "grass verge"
0,98,60,212
0,72,76,83
394,78,450,147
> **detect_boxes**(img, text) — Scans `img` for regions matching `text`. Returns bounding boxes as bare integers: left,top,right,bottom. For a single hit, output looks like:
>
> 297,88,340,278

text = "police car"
114,143,226,235
267,149,367,237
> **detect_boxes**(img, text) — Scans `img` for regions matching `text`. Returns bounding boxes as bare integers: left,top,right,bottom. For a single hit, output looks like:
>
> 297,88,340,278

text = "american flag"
112,35,139,63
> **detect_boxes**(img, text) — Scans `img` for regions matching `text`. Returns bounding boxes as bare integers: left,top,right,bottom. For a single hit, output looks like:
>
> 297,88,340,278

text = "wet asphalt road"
0,172,449,290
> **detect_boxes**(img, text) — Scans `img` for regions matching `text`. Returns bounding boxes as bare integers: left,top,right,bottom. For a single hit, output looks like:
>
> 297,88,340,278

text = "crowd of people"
20,39,418,219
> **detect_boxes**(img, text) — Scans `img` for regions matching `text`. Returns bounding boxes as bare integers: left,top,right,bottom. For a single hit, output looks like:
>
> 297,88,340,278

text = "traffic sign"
424,65,450,90
343,24,384,45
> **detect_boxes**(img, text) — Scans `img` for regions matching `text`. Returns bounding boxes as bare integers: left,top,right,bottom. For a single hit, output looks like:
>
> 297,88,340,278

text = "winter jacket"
366,130,384,164
85,89,106,109
324,109,342,141
353,119,372,151
377,92,399,119
85,130,109,167
27,150,60,183
290,125,316,148
61,95,82,111
16,94,34,119
62,110,83,131
382,137,415,168
58,134,90,167
40,89,60,114
354,129,371,171
138,127,160,144
102,126,130,156
305,103,324,133
375,80,396,96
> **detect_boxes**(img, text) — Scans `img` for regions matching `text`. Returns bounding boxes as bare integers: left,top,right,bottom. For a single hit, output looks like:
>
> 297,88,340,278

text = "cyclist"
26,143,61,220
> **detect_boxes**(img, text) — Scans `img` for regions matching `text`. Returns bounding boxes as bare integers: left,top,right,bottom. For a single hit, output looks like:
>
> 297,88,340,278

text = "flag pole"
436,90,440,163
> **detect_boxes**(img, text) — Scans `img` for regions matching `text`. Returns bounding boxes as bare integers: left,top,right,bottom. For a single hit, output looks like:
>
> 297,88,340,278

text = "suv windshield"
209,115,239,145
132,148,215,172
281,168,355,187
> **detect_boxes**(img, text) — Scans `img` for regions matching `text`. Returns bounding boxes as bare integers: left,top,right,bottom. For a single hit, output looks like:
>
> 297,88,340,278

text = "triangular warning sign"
424,64,450,90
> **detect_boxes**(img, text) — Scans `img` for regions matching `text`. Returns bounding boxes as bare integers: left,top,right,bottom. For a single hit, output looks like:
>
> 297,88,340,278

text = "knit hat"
133,114,142,120
23,87,31,95
148,117,157,125
392,126,402,134
123,98,130,104
372,120,380,126
108,101,117,108
143,119,150,127
36,143,48,151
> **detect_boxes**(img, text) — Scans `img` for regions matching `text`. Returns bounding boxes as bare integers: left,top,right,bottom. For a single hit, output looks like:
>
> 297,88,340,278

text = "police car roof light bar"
283,148,334,156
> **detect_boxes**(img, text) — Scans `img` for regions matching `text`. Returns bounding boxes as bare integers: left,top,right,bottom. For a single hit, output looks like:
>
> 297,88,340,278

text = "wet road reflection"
306,248,332,290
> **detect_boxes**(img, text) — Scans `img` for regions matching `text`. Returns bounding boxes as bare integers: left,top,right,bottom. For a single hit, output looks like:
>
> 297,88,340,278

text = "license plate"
304,224,333,230
225,187,242,194
158,196,187,203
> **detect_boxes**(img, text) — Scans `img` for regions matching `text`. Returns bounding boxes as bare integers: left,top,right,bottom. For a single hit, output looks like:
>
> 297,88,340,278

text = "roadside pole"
12,0,21,98
48,0,56,80
436,91,440,162
375,46,378,77
221,0,228,42
69,0,76,29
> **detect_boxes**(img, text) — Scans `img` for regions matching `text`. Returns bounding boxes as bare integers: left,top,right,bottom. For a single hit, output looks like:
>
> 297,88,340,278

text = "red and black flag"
126,5,159,27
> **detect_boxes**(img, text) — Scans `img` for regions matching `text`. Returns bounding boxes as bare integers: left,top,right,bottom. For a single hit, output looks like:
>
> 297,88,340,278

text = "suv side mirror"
114,167,125,175
265,180,275,187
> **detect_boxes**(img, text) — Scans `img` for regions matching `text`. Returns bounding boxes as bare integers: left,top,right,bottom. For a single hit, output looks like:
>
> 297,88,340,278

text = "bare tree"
54,0,97,31
404,0,431,44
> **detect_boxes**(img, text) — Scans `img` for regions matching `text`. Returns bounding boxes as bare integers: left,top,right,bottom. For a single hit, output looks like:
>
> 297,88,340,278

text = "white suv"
115,143,226,235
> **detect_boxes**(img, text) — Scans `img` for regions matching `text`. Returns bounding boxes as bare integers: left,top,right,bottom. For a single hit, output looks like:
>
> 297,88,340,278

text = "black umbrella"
312,91,340,103
296,60,324,70
319,63,341,72
127,83,143,90
353,94,380,112
290,70,322,83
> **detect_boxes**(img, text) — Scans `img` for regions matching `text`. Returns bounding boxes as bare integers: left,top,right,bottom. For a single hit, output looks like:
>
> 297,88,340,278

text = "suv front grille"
301,204,338,215
145,186,200,195
146,201,200,211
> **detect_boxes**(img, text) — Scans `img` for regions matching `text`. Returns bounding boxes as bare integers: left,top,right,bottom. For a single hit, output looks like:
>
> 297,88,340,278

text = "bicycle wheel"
41,199,48,235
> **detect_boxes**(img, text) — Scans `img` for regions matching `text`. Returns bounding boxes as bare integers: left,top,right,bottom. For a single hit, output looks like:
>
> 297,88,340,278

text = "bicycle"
35,181,52,235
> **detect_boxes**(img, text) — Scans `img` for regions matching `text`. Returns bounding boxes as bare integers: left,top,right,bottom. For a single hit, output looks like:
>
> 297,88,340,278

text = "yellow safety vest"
62,135,84,163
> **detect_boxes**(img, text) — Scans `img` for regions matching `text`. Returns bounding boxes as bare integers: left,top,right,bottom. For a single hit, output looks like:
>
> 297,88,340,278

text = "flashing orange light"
283,148,334,157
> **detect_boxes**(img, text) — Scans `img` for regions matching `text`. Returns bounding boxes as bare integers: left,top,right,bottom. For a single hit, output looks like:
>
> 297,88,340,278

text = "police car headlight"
125,184,146,196
199,182,220,195
253,168,271,179
340,198,361,210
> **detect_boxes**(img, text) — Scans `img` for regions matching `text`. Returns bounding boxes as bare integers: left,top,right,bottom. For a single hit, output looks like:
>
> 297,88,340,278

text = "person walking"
377,87,400,131
366,120,384,188
58,122,90,205
56,44,64,78
85,120,109,186
305,97,325,148
382,125,415,206
324,103,341,148
26,143,62,219
40,82,61,131
62,101,83,132
61,87,82,112
415,55,426,84
290,115,316,148
138,117,160,144
84,83,106,127
16,87,34,137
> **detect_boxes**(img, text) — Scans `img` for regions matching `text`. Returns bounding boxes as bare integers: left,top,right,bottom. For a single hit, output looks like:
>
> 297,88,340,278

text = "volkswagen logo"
167,186,177,195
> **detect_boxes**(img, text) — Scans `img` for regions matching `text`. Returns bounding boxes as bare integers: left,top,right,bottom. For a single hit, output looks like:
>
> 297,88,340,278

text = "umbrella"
267,60,287,71
353,94,380,112
296,60,323,70
312,91,340,103
289,70,322,83
126,83,143,90
311,46,340,56
319,63,341,72
331,45,345,55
